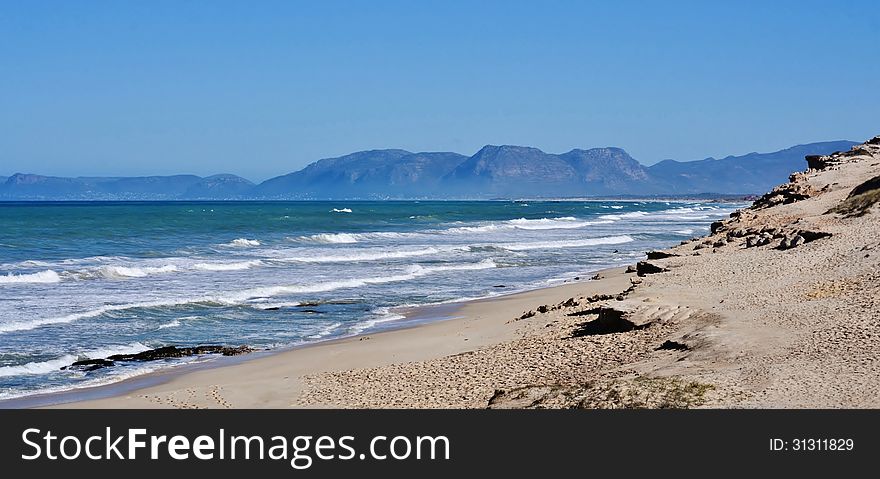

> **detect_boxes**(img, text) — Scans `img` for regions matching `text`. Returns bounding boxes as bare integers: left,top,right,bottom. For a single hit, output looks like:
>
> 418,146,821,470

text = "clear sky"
1,0,878,181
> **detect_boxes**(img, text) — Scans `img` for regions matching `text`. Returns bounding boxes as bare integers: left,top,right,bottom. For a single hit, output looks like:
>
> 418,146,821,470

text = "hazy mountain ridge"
0,173,255,200
0,140,857,200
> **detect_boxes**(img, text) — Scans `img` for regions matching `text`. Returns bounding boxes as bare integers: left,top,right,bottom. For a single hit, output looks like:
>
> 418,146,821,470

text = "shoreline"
1,268,631,408
7,135,879,409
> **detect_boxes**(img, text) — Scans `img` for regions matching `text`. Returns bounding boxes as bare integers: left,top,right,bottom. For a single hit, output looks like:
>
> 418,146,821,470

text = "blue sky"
1,1,878,181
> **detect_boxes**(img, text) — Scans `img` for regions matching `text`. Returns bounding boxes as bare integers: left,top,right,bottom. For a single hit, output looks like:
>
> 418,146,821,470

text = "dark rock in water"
63,345,254,372
646,250,679,260
493,284,506,288
64,358,116,372
636,261,668,276
656,340,689,351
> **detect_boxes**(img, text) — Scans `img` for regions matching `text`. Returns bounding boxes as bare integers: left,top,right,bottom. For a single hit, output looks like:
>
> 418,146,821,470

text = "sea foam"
0,270,61,284
495,235,634,251
226,238,261,247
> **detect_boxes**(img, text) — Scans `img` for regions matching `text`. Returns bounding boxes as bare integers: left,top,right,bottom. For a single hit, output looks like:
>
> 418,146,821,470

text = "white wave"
674,228,695,235
348,308,406,335
0,269,61,284
158,320,181,329
223,259,497,304
506,217,595,230
407,259,497,274
331,208,352,213
298,233,359,244
599,211,649,221
193,260,262,271
276,247,441,263
494,235,634,251
306,322,343,339
0,360,190,401
0,342,149,378
98,265,178,279
441,224,503,234
442,217,605,234
226,238,260,247
1,260,498,334
0,299,206,334
252,301,301,310
610,205,624,209
0,355,78,378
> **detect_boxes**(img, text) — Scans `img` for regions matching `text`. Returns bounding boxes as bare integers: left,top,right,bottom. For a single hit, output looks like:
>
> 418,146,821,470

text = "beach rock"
656,340,689,351
806,154,833,170
62,345,254,372
625,264,638,273
710,221,725,234
778,236,792,250
751,181,819,209
646,251,679,260
64,358,116,372
636,261,668,276
571,306,645,336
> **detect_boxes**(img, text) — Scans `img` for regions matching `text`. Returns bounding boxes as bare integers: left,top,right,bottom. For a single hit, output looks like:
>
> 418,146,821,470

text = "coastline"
3,267,632,408
7,137,880,409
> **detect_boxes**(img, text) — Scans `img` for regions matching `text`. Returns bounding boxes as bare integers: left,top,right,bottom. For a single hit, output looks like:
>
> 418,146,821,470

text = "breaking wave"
0,270,61,285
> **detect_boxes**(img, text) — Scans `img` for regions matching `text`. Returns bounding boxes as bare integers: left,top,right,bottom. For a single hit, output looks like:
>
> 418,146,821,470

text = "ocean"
0,200,740,400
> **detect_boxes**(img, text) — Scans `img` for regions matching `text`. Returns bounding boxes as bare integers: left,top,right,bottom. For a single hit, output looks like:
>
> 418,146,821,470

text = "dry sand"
50,136,880,409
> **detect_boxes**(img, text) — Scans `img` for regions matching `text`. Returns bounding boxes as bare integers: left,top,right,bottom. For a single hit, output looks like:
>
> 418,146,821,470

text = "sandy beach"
36,136,880,408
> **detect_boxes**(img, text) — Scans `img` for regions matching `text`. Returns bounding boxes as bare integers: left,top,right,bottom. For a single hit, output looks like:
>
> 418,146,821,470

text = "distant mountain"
254,150,467,198
181,174,255,199
441,146,651,197
0,173,254,200
646,140,857,194
0,140,858,200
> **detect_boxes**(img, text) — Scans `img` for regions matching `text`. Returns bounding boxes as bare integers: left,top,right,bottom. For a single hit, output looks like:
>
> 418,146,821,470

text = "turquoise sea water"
0,200,739,400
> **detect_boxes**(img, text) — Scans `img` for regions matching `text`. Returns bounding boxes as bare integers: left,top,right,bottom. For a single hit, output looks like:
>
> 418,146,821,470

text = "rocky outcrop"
571,306,646,336
646,251,679,260
63,345,253,372
751,178,820,209
636,261,668,276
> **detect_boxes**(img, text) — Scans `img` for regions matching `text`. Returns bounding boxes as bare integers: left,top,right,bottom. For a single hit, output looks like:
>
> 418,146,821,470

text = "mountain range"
0,140,857,200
